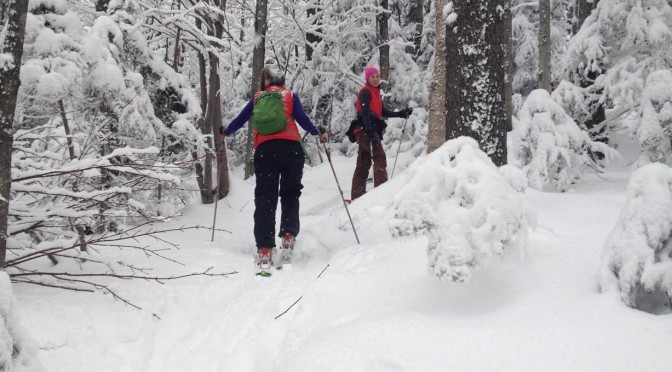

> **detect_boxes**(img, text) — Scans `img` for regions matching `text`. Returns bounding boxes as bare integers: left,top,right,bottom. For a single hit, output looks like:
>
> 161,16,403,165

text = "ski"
256,269,272,277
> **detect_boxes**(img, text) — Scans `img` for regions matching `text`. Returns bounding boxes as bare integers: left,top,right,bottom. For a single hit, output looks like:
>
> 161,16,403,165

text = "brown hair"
259,67,273,91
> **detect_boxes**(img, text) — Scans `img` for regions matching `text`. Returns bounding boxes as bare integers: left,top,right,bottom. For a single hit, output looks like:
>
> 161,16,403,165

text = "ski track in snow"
14,154,672,371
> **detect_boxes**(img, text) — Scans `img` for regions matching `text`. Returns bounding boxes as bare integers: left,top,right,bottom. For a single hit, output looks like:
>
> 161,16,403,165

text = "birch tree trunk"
245,0,269,180
0,0,29,266
426,0,448,153
445,0,507,166
538,0,552,92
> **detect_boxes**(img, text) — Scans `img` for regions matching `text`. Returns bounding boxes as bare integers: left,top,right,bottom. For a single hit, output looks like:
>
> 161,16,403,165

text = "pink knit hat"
364,66,380,82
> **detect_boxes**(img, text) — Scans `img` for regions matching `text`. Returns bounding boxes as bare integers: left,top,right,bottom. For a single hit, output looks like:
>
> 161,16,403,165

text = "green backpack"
253,91,288,135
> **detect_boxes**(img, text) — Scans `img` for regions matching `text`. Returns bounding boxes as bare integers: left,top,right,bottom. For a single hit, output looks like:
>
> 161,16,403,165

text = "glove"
319,133,327,143
219,126,227,135
400,107,413,119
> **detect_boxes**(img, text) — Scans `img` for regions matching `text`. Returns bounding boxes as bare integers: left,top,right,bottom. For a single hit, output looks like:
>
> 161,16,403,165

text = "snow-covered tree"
601,163,672,311
509,89,615,191
512,0,572,96
635,70,672,166
389,137,529,282
7,1,203,271
563,0,672,137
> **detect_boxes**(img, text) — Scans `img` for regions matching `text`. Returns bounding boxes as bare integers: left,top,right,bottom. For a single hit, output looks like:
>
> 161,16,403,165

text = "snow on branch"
389,137,529,282
510,89,616,191
601,163,672,310
635,70,672,166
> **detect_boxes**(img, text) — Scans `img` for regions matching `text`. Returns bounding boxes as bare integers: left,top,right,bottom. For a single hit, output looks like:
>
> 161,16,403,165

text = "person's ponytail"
259,67,273,91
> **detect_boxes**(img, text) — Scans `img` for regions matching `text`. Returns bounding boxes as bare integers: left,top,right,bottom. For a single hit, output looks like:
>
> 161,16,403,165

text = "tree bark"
504,0,513,131
445,0,507,166
377,0,390,89
0,0,29,266
426,0,448,153
210,1,230,198
538,0,552,92
194,17,213,204
245,0,269,180
410,0,424,57
59,100,77,161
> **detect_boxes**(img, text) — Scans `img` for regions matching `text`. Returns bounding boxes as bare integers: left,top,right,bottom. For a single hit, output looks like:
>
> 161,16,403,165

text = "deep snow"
14,138,672,372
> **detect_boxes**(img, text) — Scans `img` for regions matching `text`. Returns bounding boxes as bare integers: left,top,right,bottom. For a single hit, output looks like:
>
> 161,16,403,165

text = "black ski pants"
253,140,305,248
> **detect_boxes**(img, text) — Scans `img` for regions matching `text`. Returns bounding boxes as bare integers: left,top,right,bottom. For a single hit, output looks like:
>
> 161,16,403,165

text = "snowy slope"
14,142,672,372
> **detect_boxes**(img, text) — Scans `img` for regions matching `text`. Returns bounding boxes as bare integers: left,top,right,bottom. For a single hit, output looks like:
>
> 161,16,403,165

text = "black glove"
400,107,413,119
219,126,227,135
318,126,327,135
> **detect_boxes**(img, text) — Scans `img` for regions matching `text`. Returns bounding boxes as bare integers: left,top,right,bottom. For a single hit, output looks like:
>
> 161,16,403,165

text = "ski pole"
390,117,409,178
211,136,224,242
319,141,360,244
315,136,323,163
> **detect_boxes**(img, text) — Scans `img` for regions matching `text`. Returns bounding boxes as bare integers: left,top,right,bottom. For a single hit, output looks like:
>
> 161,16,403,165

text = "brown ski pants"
351,131,388,200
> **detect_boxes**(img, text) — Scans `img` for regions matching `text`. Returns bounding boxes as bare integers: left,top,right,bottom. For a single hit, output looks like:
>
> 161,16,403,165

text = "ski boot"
277,233,295,269
255,247,273,277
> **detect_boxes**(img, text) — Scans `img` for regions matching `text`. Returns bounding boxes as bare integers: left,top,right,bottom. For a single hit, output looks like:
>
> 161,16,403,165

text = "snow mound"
389,137,529,282
601,163,672,311
0,273,42,372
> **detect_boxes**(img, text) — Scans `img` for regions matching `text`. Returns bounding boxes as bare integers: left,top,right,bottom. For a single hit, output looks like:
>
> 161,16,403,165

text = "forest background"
1,0,671,369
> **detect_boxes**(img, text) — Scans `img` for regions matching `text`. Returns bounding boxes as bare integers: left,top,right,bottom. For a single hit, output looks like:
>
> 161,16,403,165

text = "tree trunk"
210,2,230,198
504,0,513,131
426,0,448,153
194,18,213,204
573,0,597,35
410,0,424,57
538,0,552,92
377,0,390,89
0,0,29,267
59,100,77,161
245,0,269,180
445,0,507,166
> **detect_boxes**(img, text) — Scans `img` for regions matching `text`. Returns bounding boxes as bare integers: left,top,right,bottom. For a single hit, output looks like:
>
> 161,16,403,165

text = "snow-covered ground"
14,140,672,372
